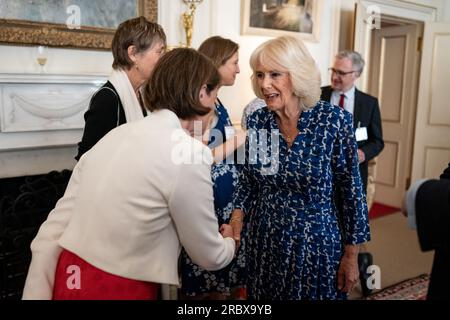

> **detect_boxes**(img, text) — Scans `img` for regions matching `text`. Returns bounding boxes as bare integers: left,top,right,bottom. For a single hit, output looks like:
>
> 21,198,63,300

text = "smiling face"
255,64,299,112
218,51,240,87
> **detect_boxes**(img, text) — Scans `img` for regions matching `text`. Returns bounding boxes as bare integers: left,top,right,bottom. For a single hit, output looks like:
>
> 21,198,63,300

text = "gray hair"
336,50,365,76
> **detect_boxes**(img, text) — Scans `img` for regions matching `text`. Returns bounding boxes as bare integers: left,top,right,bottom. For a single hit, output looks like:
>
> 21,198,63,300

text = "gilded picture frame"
0,0,158,50
241,0,321,42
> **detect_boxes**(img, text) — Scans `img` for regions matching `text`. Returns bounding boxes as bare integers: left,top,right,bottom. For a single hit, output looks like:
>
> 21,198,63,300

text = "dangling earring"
135,63,139,70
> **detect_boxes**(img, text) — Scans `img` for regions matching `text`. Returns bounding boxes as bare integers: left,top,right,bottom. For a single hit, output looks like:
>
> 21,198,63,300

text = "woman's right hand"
219,223,233,239
220,224,238,254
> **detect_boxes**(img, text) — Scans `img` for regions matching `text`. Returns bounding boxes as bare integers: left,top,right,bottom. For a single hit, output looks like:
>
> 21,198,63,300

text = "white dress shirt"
22,109,235,300
331,86,356,116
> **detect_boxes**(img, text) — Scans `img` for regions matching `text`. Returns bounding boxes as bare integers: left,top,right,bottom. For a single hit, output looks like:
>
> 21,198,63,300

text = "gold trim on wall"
0,0,157,50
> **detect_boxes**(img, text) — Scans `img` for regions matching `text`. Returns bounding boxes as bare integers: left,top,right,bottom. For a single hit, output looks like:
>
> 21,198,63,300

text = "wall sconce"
36,46,48,73
182,0,203,47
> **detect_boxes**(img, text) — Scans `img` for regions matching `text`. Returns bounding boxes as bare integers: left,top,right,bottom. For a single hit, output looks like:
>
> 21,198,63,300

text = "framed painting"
0,0,158,50
241,0,321,42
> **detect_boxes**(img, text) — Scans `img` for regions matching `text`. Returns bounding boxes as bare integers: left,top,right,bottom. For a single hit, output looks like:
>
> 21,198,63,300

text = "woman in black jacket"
76,16,166,160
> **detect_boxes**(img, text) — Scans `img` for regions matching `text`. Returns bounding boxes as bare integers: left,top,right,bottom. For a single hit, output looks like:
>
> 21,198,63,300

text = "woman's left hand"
337,245,360,293
229,209,244,250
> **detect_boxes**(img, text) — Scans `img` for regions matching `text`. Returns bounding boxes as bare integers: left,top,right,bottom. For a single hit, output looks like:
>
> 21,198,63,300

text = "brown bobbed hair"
143,48,220,119
112,16,166,70
198,36,239,68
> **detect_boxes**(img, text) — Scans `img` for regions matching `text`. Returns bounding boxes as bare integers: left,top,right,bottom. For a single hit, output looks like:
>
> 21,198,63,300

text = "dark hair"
112,16,166,70
198,36,239,68
143,48,220,119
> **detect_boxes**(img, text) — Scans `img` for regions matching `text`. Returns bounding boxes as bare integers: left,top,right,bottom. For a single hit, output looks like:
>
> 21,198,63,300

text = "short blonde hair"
249,36,321,110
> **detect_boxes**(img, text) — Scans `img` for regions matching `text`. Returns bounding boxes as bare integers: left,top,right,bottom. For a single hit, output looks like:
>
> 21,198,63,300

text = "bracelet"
229,217,243,223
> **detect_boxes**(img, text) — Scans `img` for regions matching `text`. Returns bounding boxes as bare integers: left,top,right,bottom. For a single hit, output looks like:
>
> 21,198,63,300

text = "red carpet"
369,202,400,220
364,274,429,300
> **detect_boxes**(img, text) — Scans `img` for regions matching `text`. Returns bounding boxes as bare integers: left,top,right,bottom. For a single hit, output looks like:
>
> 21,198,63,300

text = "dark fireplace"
0,170,71,300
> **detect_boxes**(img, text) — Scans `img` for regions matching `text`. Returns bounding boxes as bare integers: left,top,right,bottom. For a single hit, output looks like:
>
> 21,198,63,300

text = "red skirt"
53,249,159,300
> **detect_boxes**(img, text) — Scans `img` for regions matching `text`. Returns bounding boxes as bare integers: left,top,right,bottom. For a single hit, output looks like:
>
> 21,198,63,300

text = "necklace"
283,130,298,144
276,107,301,146
279,123,299,145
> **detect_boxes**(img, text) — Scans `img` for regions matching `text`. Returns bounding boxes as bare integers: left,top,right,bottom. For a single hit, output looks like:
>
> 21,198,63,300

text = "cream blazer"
22,109,235,299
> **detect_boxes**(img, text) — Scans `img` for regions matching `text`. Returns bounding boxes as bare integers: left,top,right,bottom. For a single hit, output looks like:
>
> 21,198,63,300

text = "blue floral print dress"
233,101,370,300
179,100,246,297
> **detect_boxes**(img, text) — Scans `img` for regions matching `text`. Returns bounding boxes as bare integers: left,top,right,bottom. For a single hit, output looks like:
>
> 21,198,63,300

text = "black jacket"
75,81,126,161
415,163,450,300
321,86,384,191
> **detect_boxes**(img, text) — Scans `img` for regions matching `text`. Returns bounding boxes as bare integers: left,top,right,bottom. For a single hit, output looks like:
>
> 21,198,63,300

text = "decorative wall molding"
0,73,107,178
10,92,88,120
0,73,107,84
0,73,105,133
7,91,91,131
0,73,106,152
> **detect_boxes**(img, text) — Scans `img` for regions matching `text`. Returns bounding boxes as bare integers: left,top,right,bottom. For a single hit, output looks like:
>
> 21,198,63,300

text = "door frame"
369,22,422,206
354,0,437,91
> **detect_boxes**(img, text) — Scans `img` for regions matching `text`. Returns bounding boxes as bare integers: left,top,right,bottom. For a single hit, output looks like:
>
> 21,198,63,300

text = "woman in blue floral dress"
230,36,370,300
179,36,247,299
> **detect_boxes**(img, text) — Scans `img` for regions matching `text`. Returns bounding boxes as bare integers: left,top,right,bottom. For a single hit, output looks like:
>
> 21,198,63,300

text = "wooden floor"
351,211,434,299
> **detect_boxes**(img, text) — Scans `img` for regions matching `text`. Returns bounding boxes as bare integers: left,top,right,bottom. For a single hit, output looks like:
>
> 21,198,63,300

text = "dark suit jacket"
321,86,384,191
415,163,450,300
75,81,126,161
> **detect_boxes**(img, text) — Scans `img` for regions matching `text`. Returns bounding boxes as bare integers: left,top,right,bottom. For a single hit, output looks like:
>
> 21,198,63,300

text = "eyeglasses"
328,68,357,77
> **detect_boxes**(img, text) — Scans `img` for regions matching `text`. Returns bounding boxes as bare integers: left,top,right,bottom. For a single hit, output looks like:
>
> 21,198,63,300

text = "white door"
368,24,422,207
411,23,450,182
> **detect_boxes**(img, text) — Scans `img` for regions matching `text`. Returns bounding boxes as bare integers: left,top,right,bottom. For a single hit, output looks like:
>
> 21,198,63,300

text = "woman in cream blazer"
22,48,236,300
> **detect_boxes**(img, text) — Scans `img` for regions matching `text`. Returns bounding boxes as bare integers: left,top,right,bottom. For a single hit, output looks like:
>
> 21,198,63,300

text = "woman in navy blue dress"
230,36,370,300
179,36,247,299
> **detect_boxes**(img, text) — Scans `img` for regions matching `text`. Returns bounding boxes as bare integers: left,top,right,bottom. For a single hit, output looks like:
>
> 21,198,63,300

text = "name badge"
355,127,368,142
225,126,235,140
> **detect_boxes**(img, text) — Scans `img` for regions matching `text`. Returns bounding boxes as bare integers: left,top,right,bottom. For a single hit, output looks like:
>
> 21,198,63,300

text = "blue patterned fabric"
233,100,370,300
179,101,246,296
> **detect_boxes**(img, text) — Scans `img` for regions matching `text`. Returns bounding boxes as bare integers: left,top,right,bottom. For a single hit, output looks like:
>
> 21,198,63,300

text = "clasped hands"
220,209,244,254
219,222,242,254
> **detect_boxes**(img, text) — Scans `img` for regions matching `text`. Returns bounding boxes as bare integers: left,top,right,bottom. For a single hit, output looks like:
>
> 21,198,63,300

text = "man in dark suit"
403,164,450,300
321,51,384,296
321,51,384,191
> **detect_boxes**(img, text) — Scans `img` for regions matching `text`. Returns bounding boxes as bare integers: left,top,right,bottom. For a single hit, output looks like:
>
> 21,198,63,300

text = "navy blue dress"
179,101,246,296
233,101,370,300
